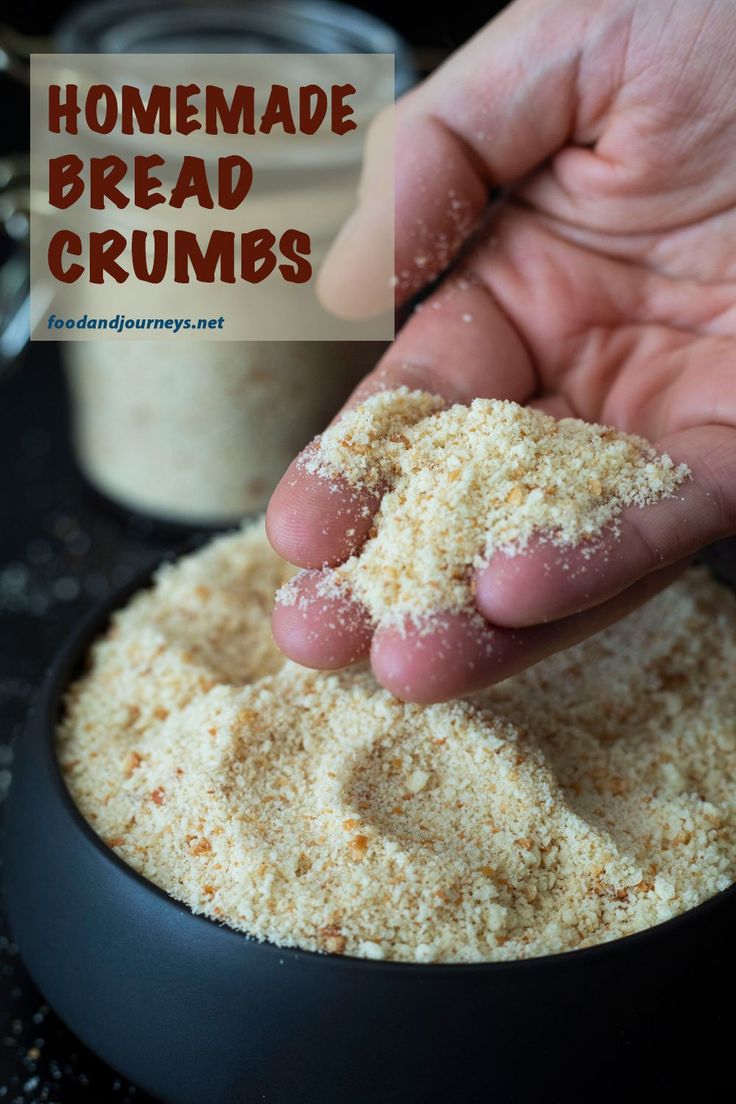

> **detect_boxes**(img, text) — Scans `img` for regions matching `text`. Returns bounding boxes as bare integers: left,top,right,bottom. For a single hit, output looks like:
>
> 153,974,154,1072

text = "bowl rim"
35,543,736,976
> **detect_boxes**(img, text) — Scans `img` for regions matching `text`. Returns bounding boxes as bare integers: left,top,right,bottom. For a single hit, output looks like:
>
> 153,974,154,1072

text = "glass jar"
4,0,413,523
65,341,382,523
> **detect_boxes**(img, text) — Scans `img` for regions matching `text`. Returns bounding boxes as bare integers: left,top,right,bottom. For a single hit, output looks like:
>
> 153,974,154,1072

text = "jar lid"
56,0,414,91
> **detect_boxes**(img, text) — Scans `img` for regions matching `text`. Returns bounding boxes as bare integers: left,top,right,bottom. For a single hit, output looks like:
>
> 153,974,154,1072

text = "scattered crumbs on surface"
0,934,141,1103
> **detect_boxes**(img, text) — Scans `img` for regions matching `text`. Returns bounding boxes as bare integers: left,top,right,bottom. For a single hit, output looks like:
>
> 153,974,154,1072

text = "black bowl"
3,561,736,1103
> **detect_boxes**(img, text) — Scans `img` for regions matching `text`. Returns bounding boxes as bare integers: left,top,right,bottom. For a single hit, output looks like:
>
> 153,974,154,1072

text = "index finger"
317,0,587,317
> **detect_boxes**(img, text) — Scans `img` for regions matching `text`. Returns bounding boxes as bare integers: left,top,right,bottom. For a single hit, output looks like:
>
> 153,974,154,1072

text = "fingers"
475,424,736,627
371,559,688,703
275,555,687,699
318,270,538,414
266,273,536,570
266,444,382,569
271,571,371,670
349,274,536,406
272,423,735,699
317,100,488,316
318,0,589,314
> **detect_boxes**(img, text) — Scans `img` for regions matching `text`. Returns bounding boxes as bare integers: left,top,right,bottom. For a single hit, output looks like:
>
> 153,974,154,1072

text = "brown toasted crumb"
319,924,347,954
189,837,212,856
124,751,142,778
125,705,141,725
150,788,166,805
342,818,360,830
347,835,369,859
295,853,311,876
154,706,169,721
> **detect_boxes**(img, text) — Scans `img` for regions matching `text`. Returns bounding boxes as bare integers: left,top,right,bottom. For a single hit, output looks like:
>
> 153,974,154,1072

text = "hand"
267,0,736,702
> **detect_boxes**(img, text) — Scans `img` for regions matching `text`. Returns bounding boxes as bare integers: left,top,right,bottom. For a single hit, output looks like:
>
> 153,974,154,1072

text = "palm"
473,200,736,444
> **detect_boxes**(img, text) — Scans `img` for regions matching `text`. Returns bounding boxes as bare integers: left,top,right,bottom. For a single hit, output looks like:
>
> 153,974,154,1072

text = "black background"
0,0,503,159
0,3,505,1102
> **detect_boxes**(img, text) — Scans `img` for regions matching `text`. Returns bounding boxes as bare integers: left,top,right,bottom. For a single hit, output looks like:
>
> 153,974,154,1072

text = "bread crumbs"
57,521,736,963
291,388,689,629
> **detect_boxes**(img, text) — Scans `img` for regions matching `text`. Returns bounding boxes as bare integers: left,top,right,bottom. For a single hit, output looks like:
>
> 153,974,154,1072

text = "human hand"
267,0,736,702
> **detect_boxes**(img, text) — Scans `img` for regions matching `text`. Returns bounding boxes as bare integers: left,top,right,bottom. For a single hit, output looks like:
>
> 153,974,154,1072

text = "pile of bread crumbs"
293,388,689,629
59,522,736,963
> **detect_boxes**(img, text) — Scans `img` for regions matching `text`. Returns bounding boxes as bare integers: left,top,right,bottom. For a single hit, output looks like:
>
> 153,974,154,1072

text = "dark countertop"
0,352,203,1104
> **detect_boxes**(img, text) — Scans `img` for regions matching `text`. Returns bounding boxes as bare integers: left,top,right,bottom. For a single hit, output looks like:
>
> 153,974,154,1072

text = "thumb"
318,0,600,317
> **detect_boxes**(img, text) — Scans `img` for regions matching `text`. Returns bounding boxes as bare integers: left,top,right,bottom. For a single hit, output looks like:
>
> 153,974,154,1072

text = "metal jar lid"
55,0,414,89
